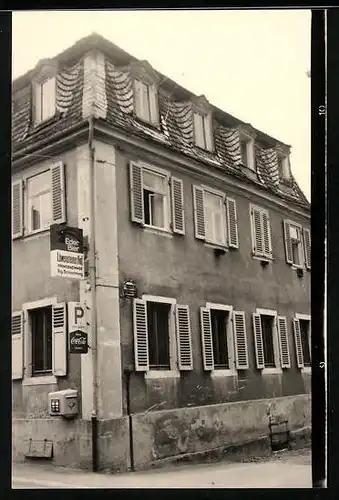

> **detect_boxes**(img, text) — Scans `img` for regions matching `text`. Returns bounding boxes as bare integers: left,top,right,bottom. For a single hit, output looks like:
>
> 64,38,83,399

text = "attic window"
193,112,213,151
239,133,255,171
277,154,290,180
134,79,159,125
34,76,56,124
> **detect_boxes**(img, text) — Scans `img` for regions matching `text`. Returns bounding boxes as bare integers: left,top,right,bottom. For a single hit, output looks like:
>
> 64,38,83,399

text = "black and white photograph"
11,9,315,489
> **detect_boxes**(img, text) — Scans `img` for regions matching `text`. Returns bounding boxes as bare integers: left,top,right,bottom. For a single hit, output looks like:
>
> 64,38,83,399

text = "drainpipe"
124,369,135,472
88,116,99,472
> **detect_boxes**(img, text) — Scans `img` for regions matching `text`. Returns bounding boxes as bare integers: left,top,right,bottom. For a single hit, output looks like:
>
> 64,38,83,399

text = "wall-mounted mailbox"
48,389,79,418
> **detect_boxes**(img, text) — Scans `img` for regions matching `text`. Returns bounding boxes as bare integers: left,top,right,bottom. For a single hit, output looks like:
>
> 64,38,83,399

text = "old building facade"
12,33,311,471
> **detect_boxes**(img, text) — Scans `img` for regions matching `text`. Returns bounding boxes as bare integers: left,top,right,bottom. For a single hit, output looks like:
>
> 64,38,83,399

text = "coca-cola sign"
69,330,88,354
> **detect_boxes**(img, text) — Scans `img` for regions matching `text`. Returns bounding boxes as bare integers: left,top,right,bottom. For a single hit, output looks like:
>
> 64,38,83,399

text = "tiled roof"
12,33,309,210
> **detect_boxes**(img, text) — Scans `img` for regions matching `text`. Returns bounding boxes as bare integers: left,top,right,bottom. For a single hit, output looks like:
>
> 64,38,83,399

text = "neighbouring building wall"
114,146,310,415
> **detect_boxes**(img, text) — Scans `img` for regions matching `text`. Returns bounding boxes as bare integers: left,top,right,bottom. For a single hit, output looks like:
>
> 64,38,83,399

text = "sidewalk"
12,448,312,489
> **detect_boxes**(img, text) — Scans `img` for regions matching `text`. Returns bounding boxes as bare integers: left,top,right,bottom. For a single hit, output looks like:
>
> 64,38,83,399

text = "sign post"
50,224,85,280
68,302,89,354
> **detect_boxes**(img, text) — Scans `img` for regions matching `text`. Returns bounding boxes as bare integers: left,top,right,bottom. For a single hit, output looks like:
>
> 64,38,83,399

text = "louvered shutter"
283,220,293,264
277,316,291,368
52,303,67,376
12,312,24,380
252,313,265,369
194,113,206,149
303,227,311,270
193,185,206,240
171,177,185,235
204,114,214,152
149,84,159,125
51,162,66,224
226,197,239,248
262,211,272,257
233,311,249,369
176,305,193,370
133,299,149,371
251,207,263,255
129,162,144,224
200,307,214,370
12,180,23,239
293,318,304,368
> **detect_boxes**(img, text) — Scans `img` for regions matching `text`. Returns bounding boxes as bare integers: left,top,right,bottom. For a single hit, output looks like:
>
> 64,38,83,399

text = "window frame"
25,169,52,235
284,219,305,269
133,78,159,126
142,165,171,232
33,74,57,126
239,132,255,171
193,110,214,152
22,297,58,386
295,313,311,373
201,185,227,247
205,302,236,377
249,204,273,260
277,152,291,180
255,308,282,374
142,294,180,379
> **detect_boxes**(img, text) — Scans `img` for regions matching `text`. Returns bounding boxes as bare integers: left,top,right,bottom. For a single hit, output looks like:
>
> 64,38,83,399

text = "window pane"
241,141,248,165
150,193,164,228
27,171,52,231
31,307,52,374
41,77,56,121
204,191,224,244
211,310,229,368
27,171,50,197
300,320,311,366
290,225,299,240
261,315,275,367
292,241,301,266
147,302,170,369
143,170,165,193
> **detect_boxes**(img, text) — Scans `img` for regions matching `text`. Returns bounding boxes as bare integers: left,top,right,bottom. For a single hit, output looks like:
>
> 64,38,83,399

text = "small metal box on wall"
48,389,79,418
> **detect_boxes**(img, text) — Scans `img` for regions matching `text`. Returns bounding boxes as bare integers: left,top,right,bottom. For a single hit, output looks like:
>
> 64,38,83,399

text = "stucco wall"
12,147,82,418
131,394,311,468
115,147,310,413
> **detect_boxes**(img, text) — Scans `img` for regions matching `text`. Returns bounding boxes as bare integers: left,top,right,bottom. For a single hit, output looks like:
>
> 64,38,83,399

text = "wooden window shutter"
129,162,144,224
171,177,185,235
176,305,193,370
12,312,24,380
193,185,206,240
293,318,304,368
262,211,272,257
252,313,265,369
251,207,263,255
226,197,239,248
193,112,206,149
51,162,66,224
200,307,214,370
133,299,149,371
204,114,214,152
277,316,291,368
52,303,67,376
233,311,249,369
283,220,293,264
303,227,311,269
149,84,159,125
12,180,23,239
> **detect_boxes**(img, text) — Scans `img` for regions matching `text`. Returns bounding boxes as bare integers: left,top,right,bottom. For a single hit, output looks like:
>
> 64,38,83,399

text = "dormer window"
193,111,213,151
134,79,159,125
34,76,56,125
277,154,290,180
239,131,255,170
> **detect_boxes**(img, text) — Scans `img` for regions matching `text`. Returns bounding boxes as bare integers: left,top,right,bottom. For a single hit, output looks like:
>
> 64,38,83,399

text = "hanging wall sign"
68,302,89,354
50,224,85,280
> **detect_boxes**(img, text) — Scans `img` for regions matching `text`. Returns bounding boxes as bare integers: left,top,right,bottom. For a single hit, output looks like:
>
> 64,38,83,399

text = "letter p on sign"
68,302,87,334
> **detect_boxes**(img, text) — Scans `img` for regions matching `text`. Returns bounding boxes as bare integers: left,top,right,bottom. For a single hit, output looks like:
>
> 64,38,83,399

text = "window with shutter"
34,76,56,125
200,307,214,370
12,312,24,380
277,316,291,368
12,180,23,239
303,227,311,269
252,313,265,369
52,303,67,376
250,205,272,259
134,79,159,125
193,112,214,151
29,306,53,375
299,318,311,367
293,318,304,368
171,177,185,235
284,220,304,268
226,197,239,248
176,305,193,370
233,311,249,369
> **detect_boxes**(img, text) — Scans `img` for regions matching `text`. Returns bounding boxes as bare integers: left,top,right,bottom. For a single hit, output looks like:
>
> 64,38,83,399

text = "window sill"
144,370,180,379
252,254,273,262
22,228,51,240
210,369,237,378
204,242,228,251
261,367,283,375
291,264,305,270
301,366,311,374
22,375,58,386
142,226,173,238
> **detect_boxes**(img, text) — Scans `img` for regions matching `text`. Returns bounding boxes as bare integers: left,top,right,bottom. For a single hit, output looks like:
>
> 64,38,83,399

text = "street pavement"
12,448,312,489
